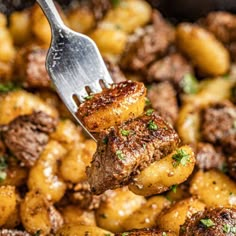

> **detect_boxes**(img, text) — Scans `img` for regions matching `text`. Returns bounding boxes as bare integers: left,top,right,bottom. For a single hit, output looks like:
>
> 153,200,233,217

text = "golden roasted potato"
0,90,58,125
190,170,236,207
176,23,230,76
77,81,146,132
56,224,113,236
102,0,152,33
90,26,128,55
157,197,205,234
61,205,96,226
28,141,67,202
67,7,95,33
122,196,170,230
96,187,146,232
0,13,16,63
9,9,32,45
0,186,16,226
129,145,195,196
60,140,96,183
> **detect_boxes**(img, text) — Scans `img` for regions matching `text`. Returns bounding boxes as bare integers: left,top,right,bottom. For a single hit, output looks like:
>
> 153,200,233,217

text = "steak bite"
87,112,180,195
120,10,175,72
195,142,225,170
201,101,236,155
147,53,193,87
2,111,57,167
77,81,146,132
147,81,178,125
180,207,236,236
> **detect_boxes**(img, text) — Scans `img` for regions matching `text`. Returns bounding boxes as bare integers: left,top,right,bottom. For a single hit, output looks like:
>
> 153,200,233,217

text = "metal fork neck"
36,0,64,31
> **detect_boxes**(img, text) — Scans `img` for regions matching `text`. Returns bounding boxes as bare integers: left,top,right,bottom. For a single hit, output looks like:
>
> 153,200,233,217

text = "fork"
36,0,113,141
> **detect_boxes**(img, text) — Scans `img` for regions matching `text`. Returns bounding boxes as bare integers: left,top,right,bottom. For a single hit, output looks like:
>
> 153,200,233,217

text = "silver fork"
36,0,113,141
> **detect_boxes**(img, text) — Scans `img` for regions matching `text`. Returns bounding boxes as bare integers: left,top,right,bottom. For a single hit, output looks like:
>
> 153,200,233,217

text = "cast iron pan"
1,0,236,21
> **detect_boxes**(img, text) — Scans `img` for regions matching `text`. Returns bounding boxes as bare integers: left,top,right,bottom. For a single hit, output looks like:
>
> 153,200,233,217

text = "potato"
96,187,146,232
0,13,16,62
90,27,127,55
28,141,67,202
50,119,84,150
0,90,58,125
56,224,113,236
0,186,16,226
122,196,170,230
190,170,236,207
157,197,205,234
176,23,230,76
61,205,96,226
177,103,201,144
102,0,152,33
9,9,32,45
129,145,195,196
60,140,96,183
20,190,52,234
67,7,95,33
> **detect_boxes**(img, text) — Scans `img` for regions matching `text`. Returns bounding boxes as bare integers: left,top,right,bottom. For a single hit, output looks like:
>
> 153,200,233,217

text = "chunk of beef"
91,0,111,21
203,12,236,44
2,111,57,167
104,58,126,83
67,181,106,210
87,112,180,194
201,101,236,155
147,53,193,87
0,230,31,236
195,142,225,170
227,155,236,181
180,207,236,236
115,229,176,236
147,81,178,125
15,46,51,89
120,10,175,72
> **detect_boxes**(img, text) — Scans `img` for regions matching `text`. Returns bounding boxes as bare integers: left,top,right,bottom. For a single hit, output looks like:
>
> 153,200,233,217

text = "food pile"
0,0,235,235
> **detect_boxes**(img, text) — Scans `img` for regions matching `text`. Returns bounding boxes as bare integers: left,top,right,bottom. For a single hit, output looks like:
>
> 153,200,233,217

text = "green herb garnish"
34,230,41,236
111,0,121,7
121,129,130,136
116,150,125,160
172,149,190,167
146,109,154,116
145,97,151,106
103,136,108,144
200,218,215,228
122,233,129,236
147,120,158,131
223,224,236,233
181,73,199,94
0,82,19,93
85,95,94,100
170,184,178,193
0,157,7,182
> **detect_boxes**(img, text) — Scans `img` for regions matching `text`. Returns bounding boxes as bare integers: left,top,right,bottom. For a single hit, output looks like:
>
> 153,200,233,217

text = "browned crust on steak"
87,112,180,194
2,111,57,166
0,230,31,236
180,207,236,236
115,228,176,236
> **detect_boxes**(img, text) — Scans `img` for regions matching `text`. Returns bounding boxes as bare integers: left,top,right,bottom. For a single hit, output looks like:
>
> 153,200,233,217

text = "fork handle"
36,0,64,32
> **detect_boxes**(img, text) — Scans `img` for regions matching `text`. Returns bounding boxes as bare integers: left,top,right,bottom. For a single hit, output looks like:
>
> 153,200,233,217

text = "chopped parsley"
103,136,108,144
172,149,190,167
170,184,178,193
122,233,129,236
200,218,215,228
147,120,158,131
0,157,7,182
0,82,19,93
34,230,41,236
181,73,199,94
146,109,154,116
111,0,120,7
121,129,130,136
145,97,151,106
116,150,125,160
220,162,228,174
84,95,94,100
223,224,236,233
